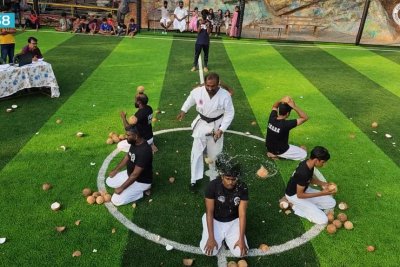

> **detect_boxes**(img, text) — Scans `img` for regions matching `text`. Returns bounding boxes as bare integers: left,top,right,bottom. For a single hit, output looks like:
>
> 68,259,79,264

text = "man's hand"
120,111,127,119
176,111,185,121
114,186,123,195
234,238,248,257
204,237,218,256
109,169,118,178
213,129,223,141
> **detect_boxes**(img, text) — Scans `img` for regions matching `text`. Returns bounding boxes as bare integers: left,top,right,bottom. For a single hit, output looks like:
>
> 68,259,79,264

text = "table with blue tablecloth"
0,61,60,98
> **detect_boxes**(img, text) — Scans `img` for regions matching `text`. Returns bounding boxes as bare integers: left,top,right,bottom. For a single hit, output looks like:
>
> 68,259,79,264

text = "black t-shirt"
196,21,210,45
134,105,153,141
285,160,313,196
265,110,297,155
205,178,249,222
126,142,153,184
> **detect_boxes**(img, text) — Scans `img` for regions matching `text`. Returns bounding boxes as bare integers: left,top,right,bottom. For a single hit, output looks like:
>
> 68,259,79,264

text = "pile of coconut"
278,196,293,215
106,132,127,145
227,259,248,267
326,201,353,234
82,188,112,205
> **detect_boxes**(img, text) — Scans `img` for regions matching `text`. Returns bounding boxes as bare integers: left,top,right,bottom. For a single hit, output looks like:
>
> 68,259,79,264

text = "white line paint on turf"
34,29,400,53
198,54,204,84
97,128,325,266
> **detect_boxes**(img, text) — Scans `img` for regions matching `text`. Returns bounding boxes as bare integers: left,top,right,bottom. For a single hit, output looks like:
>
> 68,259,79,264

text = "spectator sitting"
116,22,127,36
98,18,114,35
126,18,138,37
20,36,43,61
71,16,81,33
23,9,40,31
55,12,68,32
88,18,98,35
107,13,115,29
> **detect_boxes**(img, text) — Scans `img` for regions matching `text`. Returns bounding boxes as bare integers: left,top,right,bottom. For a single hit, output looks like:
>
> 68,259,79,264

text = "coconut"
60,145,67,151
56,226,66,232
227,261,238,267
182,258,194,266
82,188,92,197
285,209,292,215
327,183,337,192
151,117,158,123
332,219,342,229
111,228,116,234
251,121,257,126
367,245,375,252
106,138,114,145
168,177,175,183
338,202,348,210
337,213,348,222
128,115,137,125
137,85,145,93
11,104,18,109
279,201,289,210
6,108,13,113
371,122,378,128
75,220,81,226
118,134,126,140
259,243,270,252
86,196,96,204
385,134,392,138
72,250,81,257
76,132,84,137
56,119,62,124
104,194,112,202
132,203,137,208
326,224,337,234
165,244,173,251
327,211,335,223
108,132,116,138
51,202,61,211
42,183,52,191
343,221,354,230
204,157,213,164
111,134,120,143
0,238,6,244
96,196,105,204
256,165,269,179
92,192,101,198
237,259,248,267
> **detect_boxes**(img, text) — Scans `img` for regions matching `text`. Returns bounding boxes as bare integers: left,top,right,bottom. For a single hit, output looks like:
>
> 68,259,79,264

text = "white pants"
173,19,186,32
286,187,336,224
199,214,248,257
191,135,223,183
106,171,151,206
278,144,307,161
160,18,171,24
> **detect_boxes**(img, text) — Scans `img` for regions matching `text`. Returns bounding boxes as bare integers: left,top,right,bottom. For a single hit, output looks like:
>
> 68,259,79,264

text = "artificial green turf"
0,34,121,171
370,46,400,65
225,41,400,266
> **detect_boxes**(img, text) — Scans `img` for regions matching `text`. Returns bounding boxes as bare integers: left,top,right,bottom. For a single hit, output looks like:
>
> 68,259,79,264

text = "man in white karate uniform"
173,1,188,32
177,72,234,191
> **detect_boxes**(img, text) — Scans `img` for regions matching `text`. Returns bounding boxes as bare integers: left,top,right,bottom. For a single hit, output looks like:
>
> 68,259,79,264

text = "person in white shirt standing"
177,73,235,191
173,0,188,32
160,1,171,34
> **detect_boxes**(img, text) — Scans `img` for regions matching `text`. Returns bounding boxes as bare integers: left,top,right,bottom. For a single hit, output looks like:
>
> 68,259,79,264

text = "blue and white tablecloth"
0,61,60,98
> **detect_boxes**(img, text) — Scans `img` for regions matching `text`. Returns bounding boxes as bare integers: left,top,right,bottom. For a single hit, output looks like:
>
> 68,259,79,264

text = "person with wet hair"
199,153,249,257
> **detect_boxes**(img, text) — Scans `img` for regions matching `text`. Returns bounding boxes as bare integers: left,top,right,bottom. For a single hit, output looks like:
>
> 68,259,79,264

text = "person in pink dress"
229,6,240,38
189,7,199,32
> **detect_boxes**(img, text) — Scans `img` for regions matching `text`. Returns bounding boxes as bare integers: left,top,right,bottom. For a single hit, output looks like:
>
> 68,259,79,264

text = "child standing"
224,10,231,36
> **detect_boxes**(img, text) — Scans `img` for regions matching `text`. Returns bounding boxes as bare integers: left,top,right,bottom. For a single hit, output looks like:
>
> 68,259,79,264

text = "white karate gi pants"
106,171,151,206
278,144,307,161
199,213,248,257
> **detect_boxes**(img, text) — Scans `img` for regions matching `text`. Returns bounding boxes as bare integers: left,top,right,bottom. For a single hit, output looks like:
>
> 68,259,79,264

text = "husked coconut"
237,259,248,267
86,196,96,204
338,202,348,210
326,224,336,234
82,188,92,197
104,194,112,202
51,202,61,211
92,192,100,198
137,85,145,93
337,213,348,222
128,115,137,125
56,226,66,232
204,157,213,164
371,122,378,128
168,177,175,183
227,261,238,267
343,221,353,230
108,132,116,138
96,196,105,204
42,183,52,191
327,211,335,223
327,183,337,192
118,134,126,140
259,243,270,252
279,201,289,210
106,138,114,145
72,250,81,257
256,165,269,179
111,134,120,143
332,219,342,229
367,245,375,252
56,119,62,124
182,258,194,266
76,132,84,137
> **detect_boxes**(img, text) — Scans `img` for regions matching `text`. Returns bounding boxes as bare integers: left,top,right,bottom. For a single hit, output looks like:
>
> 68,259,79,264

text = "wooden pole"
137,0,141,32
355,0,371,45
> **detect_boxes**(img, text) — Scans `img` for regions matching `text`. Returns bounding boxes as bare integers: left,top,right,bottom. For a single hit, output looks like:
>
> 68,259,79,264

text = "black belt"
199,113,223,123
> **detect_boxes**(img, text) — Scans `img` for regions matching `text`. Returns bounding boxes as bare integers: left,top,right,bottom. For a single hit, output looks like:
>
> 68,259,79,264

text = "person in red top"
24,9,40,31
20,37,43,61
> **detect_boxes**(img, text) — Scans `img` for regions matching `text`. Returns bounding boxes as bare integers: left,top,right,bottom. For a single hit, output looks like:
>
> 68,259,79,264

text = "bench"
281,15,326,36
259,24,285,38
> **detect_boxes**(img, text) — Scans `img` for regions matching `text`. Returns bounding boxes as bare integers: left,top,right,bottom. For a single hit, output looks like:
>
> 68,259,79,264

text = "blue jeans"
1,43,15,63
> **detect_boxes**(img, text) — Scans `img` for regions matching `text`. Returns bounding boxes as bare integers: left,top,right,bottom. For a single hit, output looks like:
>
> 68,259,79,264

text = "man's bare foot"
267,152,279,160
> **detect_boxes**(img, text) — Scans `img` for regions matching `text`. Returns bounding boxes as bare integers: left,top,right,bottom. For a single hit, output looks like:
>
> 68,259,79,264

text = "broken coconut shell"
56,119,62,124
42,183,52,191
338,202,348,210
56,226,66,232
51,202,61,211
371,122,378,128
72,250,81,257
279,201,289,210
76,132,84,137
168,177,175,183
256,165,269,179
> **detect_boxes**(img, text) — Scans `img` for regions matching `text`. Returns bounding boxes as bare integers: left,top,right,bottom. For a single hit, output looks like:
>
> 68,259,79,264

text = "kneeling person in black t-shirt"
106,126,153,206
200,154,249,257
